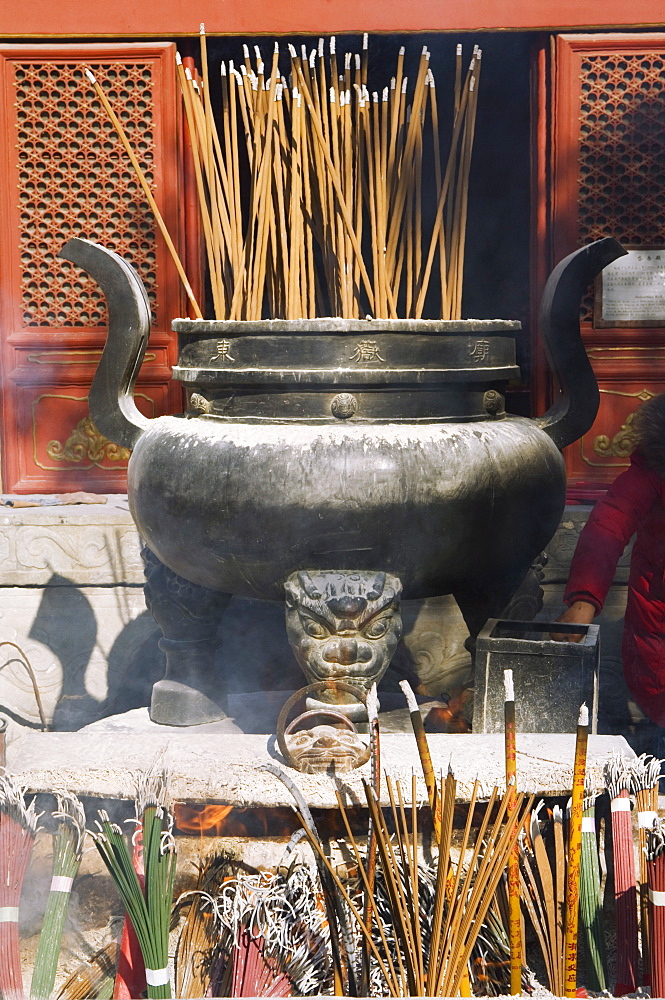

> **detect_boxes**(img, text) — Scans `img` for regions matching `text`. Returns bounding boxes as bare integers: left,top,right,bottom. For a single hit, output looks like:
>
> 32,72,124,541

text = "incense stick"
504,669,522,994
632,752,661,986
84,68,202,319
400,680,439,835
579,792,607,991
563,702,589,998
605,752,639,996
31,794,86,1000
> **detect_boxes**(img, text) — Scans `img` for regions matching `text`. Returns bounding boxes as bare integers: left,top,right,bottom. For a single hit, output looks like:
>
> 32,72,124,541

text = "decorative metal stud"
330,393,358,419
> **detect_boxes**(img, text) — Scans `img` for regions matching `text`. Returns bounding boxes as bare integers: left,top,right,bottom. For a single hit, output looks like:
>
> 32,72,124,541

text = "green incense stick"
31,793,86,1000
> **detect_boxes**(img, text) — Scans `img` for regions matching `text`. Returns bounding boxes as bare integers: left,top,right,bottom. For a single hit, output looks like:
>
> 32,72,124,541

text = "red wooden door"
0,42,187,493
534,33,665,498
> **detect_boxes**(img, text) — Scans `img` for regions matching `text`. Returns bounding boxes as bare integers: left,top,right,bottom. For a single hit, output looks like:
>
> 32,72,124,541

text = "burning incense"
604,752,639,995
175,852,235,998
563,702,589,998
503,669,522,994
361,683,380,995
173,37,481,321
30,793,86,1000
55,941,118,1000
299,772,532,998
399,679,439,835
0,774,39,1000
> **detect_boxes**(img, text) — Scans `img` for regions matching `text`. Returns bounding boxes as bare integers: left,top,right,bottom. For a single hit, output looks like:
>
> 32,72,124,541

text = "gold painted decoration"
46,416,130,465
592,412,638,458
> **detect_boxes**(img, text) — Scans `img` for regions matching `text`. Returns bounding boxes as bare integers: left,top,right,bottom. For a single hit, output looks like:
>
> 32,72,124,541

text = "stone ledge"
7,725,635,805
0,494,143,586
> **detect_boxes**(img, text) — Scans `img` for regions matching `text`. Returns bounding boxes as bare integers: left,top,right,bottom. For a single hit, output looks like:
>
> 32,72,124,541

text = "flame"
423,689,472,733
173,803,298,837
175,803,234,835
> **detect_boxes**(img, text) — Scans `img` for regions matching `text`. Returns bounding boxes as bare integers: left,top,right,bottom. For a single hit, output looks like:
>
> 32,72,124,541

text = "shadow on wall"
15,576,304,730
0,570,644,743
5,575,474,731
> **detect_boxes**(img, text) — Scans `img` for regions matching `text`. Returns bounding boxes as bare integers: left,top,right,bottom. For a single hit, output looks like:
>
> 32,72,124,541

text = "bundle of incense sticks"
112,807,147,999
171,30,481,321
579,792,606,992
0,774,39,1000
604,753,639,995
175,852,235,998
294,769,532,997
31,793,87,1000
56,941,118,1000
646,819,665,998
631,752,661,986
518,802,565,995
92,771,177,1000
211,864,332,996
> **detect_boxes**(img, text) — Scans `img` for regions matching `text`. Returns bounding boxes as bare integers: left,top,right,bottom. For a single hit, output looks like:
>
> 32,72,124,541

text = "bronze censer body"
59,236,625,727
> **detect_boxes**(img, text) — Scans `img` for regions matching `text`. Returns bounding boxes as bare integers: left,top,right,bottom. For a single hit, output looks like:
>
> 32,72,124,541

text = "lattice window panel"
14,61,159,328
577,51,665,318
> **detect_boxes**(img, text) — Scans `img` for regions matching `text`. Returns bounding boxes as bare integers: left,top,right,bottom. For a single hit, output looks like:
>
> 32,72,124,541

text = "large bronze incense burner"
59,235,625,726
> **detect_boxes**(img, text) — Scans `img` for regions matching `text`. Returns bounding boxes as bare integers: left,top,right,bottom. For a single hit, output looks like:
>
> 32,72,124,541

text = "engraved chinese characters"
470,339,490,362
210,339,236,362
350,340,385,364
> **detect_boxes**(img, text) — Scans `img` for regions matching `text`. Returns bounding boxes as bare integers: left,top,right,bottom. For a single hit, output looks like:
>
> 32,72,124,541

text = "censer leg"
283,569,403,719
141,546,232,726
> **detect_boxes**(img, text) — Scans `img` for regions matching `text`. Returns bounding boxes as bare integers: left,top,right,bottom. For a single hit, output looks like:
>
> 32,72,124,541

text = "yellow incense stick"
504,669,522,995
399,680,472,996
84,68,202,319
564,703,589,998
399,680,439,834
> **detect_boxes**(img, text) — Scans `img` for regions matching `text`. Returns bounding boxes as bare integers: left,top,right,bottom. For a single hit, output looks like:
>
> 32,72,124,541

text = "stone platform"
7,714,635,805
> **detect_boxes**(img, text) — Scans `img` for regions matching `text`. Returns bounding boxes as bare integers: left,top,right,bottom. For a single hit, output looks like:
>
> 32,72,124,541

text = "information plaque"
595,247,665,327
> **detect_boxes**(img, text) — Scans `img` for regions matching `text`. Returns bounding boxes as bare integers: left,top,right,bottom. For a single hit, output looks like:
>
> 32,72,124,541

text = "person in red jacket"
559,392,665,737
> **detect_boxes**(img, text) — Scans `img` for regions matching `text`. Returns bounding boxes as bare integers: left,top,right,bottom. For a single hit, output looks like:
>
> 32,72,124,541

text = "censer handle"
58,237,151,450
535,236,627,450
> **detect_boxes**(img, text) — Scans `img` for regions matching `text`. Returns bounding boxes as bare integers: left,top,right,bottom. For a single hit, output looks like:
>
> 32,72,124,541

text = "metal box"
473,619,600,734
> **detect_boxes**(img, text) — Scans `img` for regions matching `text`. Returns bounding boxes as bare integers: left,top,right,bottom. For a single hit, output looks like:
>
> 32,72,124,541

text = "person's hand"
550,600,596,642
